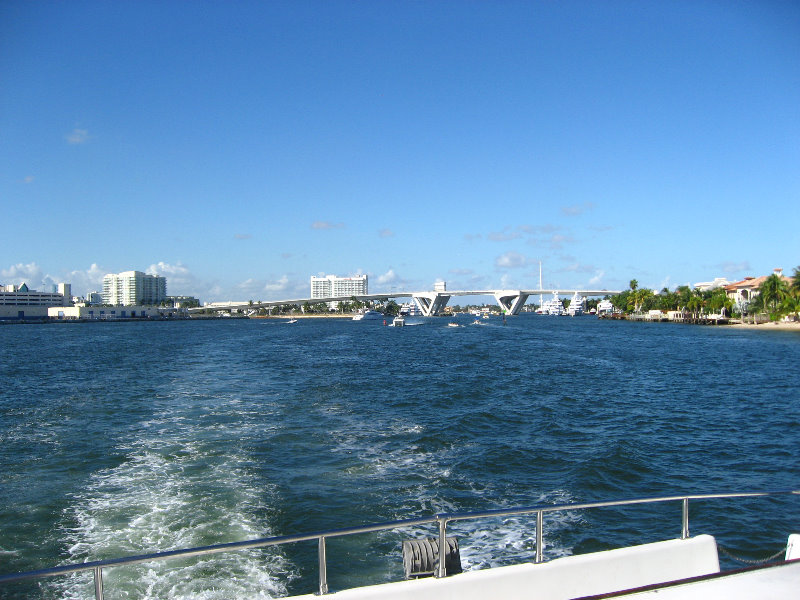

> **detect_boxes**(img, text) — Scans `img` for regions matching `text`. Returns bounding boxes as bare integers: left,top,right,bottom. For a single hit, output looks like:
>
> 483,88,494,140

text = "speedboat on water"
352,309,383,321
2,489,797,599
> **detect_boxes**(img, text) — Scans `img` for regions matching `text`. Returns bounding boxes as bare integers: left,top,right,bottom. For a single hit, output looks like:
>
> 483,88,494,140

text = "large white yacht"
540,292,565,316
566,291,585,316
352,309,384,321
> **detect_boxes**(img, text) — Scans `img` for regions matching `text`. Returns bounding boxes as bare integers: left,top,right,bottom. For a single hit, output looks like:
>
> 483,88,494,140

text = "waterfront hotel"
102,271,167,306
311,274,368,309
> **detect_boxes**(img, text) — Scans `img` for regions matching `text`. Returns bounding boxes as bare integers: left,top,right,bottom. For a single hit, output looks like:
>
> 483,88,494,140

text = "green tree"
758,273,789,315
790,266,800,298
384,300,400,316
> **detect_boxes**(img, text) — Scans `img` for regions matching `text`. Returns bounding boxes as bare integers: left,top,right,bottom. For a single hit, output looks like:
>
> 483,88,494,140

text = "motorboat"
2,489,796,599
287,319,298,324
352,309,383,321
391,317,405,327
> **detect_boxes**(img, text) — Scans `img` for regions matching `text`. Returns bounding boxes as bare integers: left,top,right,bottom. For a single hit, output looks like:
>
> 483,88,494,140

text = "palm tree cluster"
750,266,800,321
610,279,733,317
608,267,799,321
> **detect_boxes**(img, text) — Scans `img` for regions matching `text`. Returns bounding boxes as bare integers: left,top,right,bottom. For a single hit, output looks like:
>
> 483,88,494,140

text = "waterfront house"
724,269,792,309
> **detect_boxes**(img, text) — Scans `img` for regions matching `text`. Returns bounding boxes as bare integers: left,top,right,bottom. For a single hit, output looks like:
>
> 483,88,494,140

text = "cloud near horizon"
1,262,45,287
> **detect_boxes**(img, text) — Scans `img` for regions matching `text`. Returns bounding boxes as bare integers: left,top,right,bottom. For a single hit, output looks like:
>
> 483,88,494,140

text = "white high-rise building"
102,271,167,306
310,274,368,308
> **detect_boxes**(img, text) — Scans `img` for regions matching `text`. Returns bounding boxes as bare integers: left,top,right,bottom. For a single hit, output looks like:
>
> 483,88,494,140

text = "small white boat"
391,317,405,327
447,322,460,328
287,319,298,324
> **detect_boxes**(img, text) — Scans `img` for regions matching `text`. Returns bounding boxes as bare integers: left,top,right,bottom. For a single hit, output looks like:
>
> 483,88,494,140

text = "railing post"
93,566,104,600
535,510,543,563
681,498,690,539
436,518,448,578
317,536,329,595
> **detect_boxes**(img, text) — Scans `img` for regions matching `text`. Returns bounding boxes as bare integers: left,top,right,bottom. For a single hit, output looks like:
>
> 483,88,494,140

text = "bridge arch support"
412,293,451,317
494,291,530,315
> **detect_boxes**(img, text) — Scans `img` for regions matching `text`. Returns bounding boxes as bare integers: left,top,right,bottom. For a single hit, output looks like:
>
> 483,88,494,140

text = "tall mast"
539,261,543,308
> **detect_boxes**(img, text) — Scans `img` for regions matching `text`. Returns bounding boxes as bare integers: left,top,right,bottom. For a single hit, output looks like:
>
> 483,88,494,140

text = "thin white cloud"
519,224,559,234
488,228,521,242
312,221,345,230
564,263,595,273
66,128,90,145
377,269,400,286
264,275,290,293
549,234,574,250
719,261,751,274
588,270,606,286
495,251,530,269
561,202,594,216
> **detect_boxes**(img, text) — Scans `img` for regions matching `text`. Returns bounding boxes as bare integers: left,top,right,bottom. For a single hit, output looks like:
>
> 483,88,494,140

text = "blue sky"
1,1,798,302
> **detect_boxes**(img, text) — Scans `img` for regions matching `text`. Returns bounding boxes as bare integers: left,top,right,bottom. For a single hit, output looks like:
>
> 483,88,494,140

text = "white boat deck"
289,535,724,600
606,559,800,599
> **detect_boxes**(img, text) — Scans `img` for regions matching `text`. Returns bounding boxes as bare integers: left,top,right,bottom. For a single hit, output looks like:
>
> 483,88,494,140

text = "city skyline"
2,2,798,302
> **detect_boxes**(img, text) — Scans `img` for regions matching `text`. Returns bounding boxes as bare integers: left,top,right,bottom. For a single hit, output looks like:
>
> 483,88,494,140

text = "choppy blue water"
1,316,798,598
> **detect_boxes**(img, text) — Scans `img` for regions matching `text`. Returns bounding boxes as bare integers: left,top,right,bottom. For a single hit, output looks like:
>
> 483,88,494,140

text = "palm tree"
791,266,800,297
758,274,788,315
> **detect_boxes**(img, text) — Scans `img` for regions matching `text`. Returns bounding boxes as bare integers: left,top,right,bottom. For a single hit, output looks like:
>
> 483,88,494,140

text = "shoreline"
726,321,800,332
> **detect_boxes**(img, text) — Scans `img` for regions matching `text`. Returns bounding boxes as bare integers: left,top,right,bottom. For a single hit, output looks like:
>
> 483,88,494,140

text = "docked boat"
2,489,796,599
541,292,565,316
352,309,383,321
566,292,585,316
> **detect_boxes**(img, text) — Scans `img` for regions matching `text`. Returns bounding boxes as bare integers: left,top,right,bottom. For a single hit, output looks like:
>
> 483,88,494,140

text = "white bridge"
194,288,620,317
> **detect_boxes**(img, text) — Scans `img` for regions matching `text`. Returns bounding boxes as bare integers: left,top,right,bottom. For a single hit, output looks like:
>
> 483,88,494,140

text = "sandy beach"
727,320,800,332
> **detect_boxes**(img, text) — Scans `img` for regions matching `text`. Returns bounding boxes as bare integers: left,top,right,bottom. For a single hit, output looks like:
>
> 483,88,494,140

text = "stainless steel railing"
1,489,797,599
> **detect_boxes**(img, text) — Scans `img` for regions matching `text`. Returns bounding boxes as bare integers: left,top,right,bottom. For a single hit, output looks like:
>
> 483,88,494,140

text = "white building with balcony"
102,271,167,306
311,274,368,309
